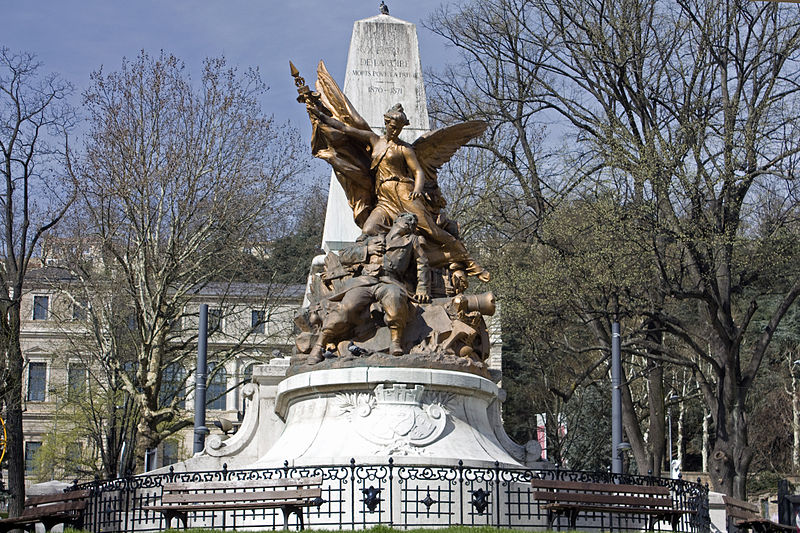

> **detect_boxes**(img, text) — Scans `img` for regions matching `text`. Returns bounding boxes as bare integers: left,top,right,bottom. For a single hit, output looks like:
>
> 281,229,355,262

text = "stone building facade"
8,264,303,487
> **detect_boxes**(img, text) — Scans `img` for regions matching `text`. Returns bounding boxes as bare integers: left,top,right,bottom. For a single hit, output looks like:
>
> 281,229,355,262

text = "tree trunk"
621,362,665,477
134,420,149,473
709,364,753,499
5,305,25,516
702,411,710,474
646,359,666,476
620,319,666,477
677,402,684,469
791,354,799,474
677,369,688,469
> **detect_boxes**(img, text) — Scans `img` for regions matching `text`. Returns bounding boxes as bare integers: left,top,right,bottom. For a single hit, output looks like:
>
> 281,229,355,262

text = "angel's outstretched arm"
308,104,377,145
404,146,427,200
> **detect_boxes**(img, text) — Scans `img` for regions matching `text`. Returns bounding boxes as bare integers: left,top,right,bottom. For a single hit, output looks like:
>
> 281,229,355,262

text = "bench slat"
723,495,760,519
144,499,316,513
544,502,694,514
24,490,91,507
164,476,322,492
0,512,77,525
161,487,321,505
533,491,671,507
21,502,85,518
531,479,670,495
737,518,796,532
728,508,759,520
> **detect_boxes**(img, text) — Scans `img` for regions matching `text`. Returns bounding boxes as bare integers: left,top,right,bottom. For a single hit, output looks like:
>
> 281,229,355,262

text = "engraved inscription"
368,86,404,95
361,58,408,68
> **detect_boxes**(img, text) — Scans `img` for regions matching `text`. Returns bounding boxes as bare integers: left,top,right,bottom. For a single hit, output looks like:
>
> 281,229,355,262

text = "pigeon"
348,341,369,357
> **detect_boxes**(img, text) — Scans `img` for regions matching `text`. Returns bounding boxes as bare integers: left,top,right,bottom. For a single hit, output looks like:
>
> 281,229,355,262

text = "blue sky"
4,0,462,142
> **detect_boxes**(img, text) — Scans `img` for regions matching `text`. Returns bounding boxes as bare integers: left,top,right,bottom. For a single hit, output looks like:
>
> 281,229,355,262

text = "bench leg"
545,509,557,530
569,508,579,530
40,518,61,533
71,515,85,532
163,510,188,530
281,504,304,531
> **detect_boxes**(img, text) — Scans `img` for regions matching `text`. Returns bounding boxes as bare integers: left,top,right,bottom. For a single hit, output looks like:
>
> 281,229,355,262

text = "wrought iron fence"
70,460,710,532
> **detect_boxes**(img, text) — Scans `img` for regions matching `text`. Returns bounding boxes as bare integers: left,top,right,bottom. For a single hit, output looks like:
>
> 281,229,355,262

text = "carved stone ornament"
206,383,258,455
336,384,449,451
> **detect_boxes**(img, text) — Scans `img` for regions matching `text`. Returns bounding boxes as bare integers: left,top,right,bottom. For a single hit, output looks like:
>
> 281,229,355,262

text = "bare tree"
0,47,74,514
73,51,307,470
428,0,800,497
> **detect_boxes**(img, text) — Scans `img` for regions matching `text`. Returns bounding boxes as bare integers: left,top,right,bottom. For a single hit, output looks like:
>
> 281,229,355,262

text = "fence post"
494,461,501,527
458,460,465,525
388,458,394,527
350,458,356,529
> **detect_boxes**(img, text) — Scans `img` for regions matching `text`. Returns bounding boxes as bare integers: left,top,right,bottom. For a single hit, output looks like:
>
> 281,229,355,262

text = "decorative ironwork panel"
70,462,709,533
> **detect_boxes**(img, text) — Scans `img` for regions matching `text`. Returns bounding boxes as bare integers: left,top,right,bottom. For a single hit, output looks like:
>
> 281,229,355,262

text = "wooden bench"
532,478,694,531
0,489,91,533
143,476,323,530
723,495,793,533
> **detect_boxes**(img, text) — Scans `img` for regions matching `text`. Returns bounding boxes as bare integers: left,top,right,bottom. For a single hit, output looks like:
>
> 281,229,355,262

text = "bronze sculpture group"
291,62,496,373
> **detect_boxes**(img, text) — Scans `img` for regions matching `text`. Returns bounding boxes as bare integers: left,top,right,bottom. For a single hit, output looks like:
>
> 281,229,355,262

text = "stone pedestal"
167,362,541,474
165,362,542,474
254,367,538,468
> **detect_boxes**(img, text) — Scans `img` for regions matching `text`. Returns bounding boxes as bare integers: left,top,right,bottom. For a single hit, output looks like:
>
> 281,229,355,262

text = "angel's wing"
412,121,488,178
316,61,371,132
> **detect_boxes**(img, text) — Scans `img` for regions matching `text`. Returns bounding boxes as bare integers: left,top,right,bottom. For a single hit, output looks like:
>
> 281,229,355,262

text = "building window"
251,310,265,334
207,362,227,410
68,363,87,401
243,363,255,384
159,363,186,409
33,296,49,320
27,362,47,401
162,440,179,467
25,442,42,473
208,308,222,333
65,442,83,477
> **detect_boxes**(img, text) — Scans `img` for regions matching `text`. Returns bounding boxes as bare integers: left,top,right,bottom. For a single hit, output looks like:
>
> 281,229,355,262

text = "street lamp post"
668,404,672,465
193,304,210,454
611,321,623,474
667,392,679,477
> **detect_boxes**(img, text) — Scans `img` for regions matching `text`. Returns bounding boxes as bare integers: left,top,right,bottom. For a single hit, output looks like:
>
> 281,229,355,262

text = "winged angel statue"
295,61,490,286
291,61,497,369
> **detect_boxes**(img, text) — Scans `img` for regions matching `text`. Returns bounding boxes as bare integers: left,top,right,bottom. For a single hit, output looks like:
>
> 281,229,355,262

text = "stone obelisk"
321,11,430,252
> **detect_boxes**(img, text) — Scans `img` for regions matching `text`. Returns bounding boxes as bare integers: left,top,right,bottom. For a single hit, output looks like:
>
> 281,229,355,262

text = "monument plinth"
322,13,430,252
253,367,523,467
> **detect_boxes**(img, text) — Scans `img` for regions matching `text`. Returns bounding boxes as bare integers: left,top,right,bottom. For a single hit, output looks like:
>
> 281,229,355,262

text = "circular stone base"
287,350,492,379
254,366,521,468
